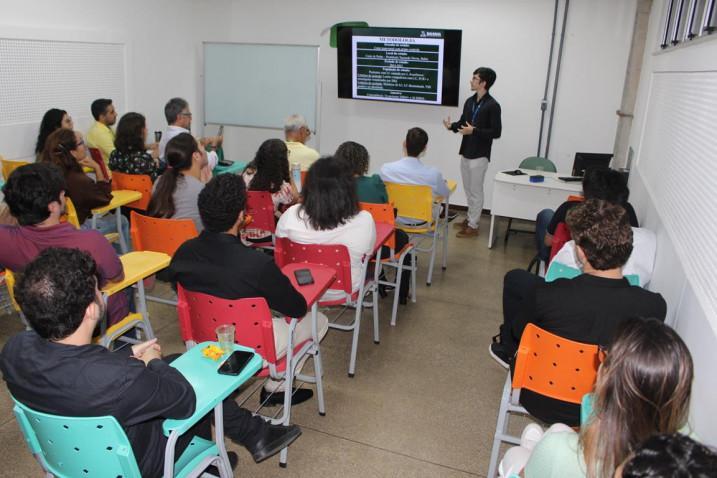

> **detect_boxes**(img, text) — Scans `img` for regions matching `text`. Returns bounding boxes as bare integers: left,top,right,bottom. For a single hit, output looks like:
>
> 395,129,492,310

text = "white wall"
220,0,636,207
0,0,232,162
627,1,717,445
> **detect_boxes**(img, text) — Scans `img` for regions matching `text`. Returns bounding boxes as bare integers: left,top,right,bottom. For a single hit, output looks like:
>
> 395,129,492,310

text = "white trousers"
264,311,329,392
460,156,490,229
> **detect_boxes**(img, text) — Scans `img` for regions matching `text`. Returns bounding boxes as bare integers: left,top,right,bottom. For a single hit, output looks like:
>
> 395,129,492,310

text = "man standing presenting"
284,114,319,171
443,67,502,238
86,98,118,166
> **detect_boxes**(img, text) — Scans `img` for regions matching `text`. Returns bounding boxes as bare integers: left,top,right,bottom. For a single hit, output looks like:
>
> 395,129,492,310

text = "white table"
488,170,582,248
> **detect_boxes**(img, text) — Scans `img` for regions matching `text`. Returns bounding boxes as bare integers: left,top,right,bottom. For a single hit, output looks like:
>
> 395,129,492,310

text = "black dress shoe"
206,451,238,475
260,387,313,406
246,424,302,463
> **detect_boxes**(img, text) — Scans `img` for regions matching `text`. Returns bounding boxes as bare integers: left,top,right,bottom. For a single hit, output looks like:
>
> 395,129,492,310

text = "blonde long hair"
580,317,693,478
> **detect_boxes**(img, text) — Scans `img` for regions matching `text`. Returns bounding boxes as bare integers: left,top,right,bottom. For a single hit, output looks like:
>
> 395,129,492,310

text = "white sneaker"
519,423,545,450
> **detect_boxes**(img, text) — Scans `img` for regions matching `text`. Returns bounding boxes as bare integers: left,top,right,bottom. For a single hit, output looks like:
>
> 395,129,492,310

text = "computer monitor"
572,152,613,177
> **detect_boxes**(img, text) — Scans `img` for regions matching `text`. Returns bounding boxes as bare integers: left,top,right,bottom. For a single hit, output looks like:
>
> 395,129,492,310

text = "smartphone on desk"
218,350,254,376
294,268,314,286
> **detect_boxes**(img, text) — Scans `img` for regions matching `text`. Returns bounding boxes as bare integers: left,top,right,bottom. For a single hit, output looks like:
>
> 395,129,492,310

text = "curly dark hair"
198,173,247,233
40,128,82,175
335,141,370,176
2,163,66,226
566,198,633,270
300,156,359,230
622,433,717,478
35,108,67,155
114,112,146,153
148,133,198,219
16,248,98,340
248,139,289,194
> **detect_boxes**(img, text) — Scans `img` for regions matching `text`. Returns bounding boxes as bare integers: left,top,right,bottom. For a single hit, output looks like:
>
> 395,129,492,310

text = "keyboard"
558,176,583,182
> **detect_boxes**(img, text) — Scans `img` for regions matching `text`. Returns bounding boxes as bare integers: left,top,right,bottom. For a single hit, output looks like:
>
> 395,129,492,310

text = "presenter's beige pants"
460,156,490,229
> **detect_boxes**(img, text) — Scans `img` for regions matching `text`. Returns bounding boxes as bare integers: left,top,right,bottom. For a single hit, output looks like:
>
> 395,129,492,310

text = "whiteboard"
203,42,319,130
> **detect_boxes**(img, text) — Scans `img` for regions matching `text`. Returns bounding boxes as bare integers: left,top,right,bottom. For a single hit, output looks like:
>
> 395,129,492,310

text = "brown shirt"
64,169,112,224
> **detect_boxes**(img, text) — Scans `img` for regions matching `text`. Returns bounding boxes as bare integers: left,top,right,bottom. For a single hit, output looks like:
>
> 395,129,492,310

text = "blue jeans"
535,208,554,262
81,212,131,254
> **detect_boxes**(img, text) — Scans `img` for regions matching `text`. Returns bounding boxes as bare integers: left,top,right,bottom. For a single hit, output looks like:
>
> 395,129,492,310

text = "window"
661,0,716,49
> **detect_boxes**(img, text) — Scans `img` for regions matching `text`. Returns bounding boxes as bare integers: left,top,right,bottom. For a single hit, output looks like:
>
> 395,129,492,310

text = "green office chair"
13,397,225,478
505,157,558,246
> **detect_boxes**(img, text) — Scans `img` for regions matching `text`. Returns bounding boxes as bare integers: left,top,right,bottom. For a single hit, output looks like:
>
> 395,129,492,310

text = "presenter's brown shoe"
456,226,479,238
453,219,469,230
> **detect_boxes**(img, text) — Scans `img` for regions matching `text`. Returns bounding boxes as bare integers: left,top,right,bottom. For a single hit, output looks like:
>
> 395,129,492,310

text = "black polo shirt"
167,231,307,317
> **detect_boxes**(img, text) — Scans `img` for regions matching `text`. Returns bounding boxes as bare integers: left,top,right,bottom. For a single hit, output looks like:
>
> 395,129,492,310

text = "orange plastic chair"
1,157,29,181
110,171,152,211
487,324,600,478
130,211,198,257
359,202,417,326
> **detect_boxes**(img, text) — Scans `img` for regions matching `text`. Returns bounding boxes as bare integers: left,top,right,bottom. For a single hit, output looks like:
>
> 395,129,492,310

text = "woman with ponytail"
147,133,208,232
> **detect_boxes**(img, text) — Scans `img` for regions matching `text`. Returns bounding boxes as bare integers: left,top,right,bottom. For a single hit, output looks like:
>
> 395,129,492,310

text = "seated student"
336,141,388,204
40,128,128,241
492,199,667,426
109,112,165,182
536,168,639,262
336,142,412,303
34,108,74,160
276,156,376,301
379,127,450,228
380,127,450,198
0,163,128,326
242,139,298,242
618,434,717,478
502,317,694,478
148,133,208,232
0,248,301,478
86,98,118,166
167,174,328,405
284,114,319,171
158,97,220,171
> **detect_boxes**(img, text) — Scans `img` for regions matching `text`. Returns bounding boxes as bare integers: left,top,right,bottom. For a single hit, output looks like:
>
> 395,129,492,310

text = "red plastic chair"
176,283,324,466
549,222,571,264
88,147,111,179
274,237,377,377
244,191,276,248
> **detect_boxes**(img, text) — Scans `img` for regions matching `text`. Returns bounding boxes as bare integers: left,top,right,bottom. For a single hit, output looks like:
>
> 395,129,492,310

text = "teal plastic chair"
518,156,557,172
12,397,222,478
545,261,640,286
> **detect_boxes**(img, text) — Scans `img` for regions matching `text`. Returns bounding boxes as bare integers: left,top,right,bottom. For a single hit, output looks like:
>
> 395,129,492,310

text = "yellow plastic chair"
1,157,30,182
63,197,120,244
384,182,446,286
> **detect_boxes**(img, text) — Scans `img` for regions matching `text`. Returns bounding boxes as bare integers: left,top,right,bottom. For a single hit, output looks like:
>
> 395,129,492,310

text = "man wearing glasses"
284,114,319,171
159,97,222,170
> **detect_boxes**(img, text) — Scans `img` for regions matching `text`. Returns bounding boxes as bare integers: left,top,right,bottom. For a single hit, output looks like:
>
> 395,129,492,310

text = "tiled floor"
0,214,537,477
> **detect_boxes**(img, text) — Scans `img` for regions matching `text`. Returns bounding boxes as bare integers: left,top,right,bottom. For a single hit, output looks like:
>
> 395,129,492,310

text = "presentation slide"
352,30,444,104
338,27,462,107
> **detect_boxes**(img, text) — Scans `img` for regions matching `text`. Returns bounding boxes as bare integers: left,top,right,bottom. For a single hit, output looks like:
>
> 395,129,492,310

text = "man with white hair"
284,114,319,171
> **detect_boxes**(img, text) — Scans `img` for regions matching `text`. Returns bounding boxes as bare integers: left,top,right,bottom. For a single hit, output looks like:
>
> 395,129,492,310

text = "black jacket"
449,93,502,160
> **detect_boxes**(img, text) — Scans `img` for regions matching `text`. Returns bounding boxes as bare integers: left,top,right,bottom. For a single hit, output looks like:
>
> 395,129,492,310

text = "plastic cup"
154,131,162,143
216,325,235,355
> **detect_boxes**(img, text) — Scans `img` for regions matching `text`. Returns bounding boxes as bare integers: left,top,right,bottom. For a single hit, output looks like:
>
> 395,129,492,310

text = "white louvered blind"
0,38,124,125
637,70,717,319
